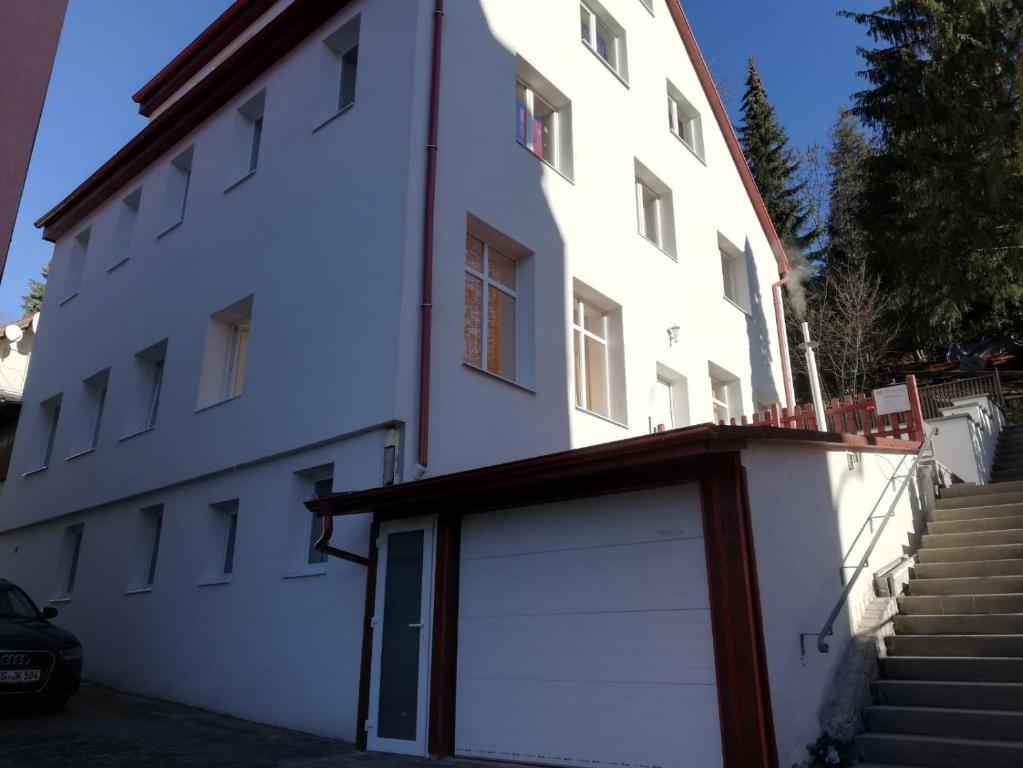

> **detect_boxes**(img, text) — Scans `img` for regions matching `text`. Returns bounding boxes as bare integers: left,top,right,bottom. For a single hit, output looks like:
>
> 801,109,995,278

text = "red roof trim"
310,424,917,517
663,0,790,275
132,0,279,117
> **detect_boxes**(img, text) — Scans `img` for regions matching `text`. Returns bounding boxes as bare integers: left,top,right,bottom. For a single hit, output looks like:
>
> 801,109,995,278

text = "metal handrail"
810,429,937,655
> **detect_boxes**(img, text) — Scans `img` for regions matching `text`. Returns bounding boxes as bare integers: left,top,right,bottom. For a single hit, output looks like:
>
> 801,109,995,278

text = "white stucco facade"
0,0,787,746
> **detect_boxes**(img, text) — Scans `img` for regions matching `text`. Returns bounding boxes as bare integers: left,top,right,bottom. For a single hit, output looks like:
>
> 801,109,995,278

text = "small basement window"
580,2,628,82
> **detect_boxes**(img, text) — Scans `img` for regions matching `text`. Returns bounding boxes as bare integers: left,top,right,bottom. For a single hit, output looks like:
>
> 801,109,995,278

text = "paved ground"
0,683,435,768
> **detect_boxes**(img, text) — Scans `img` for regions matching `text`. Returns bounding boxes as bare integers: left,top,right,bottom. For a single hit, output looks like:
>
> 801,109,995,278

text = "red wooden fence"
720,375,925,443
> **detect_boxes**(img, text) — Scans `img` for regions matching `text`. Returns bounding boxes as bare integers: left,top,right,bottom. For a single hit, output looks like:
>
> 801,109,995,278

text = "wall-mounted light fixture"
667,324,680,346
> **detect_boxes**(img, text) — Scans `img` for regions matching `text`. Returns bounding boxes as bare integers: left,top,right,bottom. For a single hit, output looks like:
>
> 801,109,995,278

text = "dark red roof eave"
132,0,278,117
309,423,918,518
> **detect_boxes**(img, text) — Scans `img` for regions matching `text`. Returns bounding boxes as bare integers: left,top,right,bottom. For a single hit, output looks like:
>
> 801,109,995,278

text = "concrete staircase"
856,430,1023,766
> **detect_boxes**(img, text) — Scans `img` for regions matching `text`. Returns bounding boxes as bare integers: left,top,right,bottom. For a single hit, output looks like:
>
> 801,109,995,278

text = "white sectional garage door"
455,485,723,768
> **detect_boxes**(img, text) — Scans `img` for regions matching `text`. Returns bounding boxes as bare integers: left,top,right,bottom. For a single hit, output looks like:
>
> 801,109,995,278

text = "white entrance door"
366,516,435,755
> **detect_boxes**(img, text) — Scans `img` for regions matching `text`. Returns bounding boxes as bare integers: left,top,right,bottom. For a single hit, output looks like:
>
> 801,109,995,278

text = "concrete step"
912,559,1023,578
881,656,1023,682
941,480,1023,499
897,593,1023,615
872,679,1023,711
926,516,1023,535
857,733,1023,767
865,705,1023,741
886,634,1023,657
917,543,1023,562
908,575,1023,595
932,505,1023,522
938,492,1023,510
921,529,1023,548
893,613,1023,635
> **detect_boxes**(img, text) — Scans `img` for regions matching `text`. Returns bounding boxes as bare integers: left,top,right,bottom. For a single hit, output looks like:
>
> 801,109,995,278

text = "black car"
0,578,82,707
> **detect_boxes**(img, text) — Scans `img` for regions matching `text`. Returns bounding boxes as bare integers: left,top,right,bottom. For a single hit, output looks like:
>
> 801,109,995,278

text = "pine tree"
21,261,48,316
825,109,872,270
738,58,820,255
843,0,1023,350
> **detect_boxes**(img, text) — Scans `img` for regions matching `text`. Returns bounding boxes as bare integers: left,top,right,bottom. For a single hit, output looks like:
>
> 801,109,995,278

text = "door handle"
408,622,423,628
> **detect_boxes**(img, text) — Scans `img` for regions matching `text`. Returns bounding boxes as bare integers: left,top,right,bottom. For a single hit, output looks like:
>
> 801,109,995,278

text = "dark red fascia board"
308,423,918,519
663,0,790,275
34,0,350,243
132,0,279,117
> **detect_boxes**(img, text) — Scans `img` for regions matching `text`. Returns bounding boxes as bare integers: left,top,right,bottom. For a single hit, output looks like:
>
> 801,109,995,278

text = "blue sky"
2,0,878,323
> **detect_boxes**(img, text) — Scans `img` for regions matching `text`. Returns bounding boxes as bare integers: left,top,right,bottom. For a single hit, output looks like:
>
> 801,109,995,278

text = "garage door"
455,485,722,768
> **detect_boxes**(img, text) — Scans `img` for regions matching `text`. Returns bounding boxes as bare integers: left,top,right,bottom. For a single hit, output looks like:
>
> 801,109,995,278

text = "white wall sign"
874,384,911,416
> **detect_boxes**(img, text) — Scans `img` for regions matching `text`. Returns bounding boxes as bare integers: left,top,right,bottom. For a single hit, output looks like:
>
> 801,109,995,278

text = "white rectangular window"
667,81,704,158
653,376,674,431
709,364,741,424
719,235,750,311
308,476,332,565
464,233,517,381
160,146,194,232
319,15,360,122
229,90,266,186
126,340,167,435
580,2,627,80
573,298,611,418
40,395,62,468
110,189,141,270
514,59,574,178
54,524,84,598
217,500,240,576
63,228,90,302
87,371,109,450
635,160,677,257
198,296,253,409
146,360,164,429
224,322,251,400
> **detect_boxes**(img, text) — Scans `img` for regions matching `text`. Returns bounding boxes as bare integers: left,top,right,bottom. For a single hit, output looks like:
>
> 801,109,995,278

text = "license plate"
0,669,41,684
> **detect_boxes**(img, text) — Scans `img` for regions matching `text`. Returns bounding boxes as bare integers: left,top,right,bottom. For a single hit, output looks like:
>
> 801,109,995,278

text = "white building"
0,1,854,765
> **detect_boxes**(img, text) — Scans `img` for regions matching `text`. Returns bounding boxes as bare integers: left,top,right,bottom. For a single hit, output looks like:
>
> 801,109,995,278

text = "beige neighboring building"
0,315,37,486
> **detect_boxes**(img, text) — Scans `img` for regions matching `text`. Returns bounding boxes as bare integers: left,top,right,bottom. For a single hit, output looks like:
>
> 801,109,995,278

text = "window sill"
312,102,354,134
638,233,677,261
197,577,232,588
107,256,130,273
640,0,655,16
515,140,574,184
462,362,536,394
283,564,327,579
223,170,256,195
65,448,95,462
48,596,71,604
581,41,629,88
672,132,707,165
723,295,751,316
22,466,48,478
123,587,152,596
195,395,241,414
574,406,628,429
156,219,184,240
118,426,155,443
59,292,79,307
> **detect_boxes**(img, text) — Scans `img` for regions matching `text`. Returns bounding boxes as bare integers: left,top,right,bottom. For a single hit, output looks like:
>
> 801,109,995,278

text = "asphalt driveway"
0,683,437,768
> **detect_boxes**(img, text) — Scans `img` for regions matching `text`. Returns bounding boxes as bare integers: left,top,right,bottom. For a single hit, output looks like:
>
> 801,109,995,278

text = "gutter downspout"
772,275,796,410
416,0,445,475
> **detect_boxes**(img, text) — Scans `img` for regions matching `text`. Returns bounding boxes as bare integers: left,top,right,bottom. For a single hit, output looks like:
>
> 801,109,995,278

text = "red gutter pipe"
772,275,796,410
417,0,445,474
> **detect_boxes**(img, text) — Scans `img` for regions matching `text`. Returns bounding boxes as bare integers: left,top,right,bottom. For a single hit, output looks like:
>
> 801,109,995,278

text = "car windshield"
0,585,39,619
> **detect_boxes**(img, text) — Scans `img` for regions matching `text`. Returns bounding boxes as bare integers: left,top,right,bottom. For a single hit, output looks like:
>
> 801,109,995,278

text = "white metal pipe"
801,321,828,432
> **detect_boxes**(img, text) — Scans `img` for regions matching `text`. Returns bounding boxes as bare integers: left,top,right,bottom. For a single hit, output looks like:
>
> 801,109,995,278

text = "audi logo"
0,654,32,667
